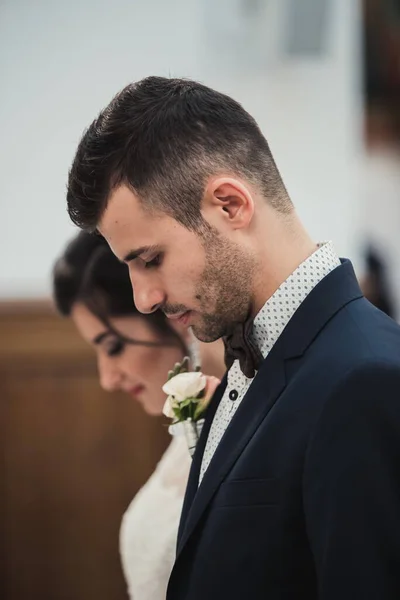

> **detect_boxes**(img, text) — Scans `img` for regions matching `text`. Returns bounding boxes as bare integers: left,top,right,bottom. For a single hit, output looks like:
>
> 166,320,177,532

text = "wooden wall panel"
0,301,170,600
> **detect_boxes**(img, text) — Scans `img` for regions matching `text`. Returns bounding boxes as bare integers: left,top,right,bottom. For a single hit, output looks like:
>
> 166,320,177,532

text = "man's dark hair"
67,76,292,232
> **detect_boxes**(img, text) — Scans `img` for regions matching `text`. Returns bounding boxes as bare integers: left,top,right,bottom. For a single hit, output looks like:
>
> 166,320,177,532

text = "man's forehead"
99,188,152,249
99,185,189,260
101,185,143,227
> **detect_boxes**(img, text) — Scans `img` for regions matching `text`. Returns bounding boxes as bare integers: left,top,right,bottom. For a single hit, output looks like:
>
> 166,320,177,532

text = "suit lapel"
177,259,363,557
177,373,227,542
177,343,287,555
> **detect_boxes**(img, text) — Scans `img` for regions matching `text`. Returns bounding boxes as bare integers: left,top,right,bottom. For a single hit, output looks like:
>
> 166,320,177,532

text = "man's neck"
251,239,317,318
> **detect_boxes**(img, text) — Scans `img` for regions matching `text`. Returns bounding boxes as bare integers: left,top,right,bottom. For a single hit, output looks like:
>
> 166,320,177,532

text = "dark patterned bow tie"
223,313,264,379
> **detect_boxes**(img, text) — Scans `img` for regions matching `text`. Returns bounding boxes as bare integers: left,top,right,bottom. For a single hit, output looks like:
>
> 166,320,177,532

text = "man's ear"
202,176,255,230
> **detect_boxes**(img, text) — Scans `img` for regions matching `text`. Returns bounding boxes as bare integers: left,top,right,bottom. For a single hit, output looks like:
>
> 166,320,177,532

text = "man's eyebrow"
122,245,160,263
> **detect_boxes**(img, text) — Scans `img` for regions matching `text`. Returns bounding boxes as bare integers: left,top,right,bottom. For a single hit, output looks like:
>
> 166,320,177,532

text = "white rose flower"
162,395,178,418
162,371,207,403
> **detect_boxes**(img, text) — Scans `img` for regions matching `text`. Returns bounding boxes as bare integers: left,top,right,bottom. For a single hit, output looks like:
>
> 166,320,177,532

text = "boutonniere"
162,357,219,456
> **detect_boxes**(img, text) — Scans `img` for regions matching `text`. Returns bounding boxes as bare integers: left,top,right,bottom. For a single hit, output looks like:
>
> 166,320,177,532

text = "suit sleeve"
303,362,400,599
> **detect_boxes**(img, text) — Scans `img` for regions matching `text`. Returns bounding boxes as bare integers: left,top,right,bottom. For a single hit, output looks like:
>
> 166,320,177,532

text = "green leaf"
180,405,191,421
194,403,206,420
179,397,198,408
179,398,191,408
172,406,182,420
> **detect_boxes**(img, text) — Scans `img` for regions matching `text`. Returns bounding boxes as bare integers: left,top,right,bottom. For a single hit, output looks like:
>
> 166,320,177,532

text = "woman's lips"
128,384,145,398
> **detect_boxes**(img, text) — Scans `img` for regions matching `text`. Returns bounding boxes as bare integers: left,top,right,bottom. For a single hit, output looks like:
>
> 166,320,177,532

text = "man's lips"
165,311,192,326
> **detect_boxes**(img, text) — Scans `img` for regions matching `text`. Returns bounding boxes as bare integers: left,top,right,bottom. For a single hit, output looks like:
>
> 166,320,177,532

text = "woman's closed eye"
105,339,125,357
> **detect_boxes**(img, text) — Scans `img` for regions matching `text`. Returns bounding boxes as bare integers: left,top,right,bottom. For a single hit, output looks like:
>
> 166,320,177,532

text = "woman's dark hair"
52,231,185,349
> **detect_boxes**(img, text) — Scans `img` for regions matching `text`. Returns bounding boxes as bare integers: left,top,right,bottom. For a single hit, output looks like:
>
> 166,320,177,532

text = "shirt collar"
252,241,341,359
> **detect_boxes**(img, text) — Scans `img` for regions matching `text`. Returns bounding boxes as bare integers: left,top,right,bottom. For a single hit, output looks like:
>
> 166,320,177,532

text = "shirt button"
229,389,238,401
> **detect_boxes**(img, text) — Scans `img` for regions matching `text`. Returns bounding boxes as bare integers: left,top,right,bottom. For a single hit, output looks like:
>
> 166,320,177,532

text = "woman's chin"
142,401,163,417
127,387,164,417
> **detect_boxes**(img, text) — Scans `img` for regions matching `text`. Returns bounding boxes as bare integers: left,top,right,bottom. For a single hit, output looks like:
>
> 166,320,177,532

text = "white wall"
199,0,364,269
0,0,363,298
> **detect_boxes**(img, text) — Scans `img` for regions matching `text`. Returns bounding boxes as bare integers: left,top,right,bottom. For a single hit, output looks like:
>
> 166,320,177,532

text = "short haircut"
67,76,292,232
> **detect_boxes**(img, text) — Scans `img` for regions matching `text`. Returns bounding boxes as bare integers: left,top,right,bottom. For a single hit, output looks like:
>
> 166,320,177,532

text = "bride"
52,232,224,600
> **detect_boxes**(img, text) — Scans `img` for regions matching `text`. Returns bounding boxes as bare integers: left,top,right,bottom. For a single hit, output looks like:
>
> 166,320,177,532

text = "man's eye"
144,255,162,269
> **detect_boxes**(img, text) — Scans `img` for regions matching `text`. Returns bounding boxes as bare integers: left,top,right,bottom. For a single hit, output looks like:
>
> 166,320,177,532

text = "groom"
66,77,400,598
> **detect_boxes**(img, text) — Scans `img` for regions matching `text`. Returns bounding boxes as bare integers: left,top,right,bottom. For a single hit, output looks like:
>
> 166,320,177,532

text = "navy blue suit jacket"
167,260,400,599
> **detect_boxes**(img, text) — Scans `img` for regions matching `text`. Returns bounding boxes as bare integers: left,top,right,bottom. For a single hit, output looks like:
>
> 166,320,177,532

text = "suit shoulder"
314,298,400,368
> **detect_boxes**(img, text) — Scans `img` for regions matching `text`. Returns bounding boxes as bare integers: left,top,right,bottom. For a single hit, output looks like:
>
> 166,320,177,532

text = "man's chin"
191,321,226,343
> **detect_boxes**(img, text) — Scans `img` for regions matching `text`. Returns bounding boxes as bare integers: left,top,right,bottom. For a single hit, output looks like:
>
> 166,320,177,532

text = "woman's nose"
98,356,121,392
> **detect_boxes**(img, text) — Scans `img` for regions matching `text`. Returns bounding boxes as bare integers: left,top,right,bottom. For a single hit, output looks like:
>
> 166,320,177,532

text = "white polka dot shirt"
199,241,341,484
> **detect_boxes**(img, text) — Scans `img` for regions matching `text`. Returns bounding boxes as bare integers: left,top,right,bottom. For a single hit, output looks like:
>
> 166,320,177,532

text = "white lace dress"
119,435,191,600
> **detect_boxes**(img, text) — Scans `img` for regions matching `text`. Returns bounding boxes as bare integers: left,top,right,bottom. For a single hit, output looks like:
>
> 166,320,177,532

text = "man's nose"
129,270,164,314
